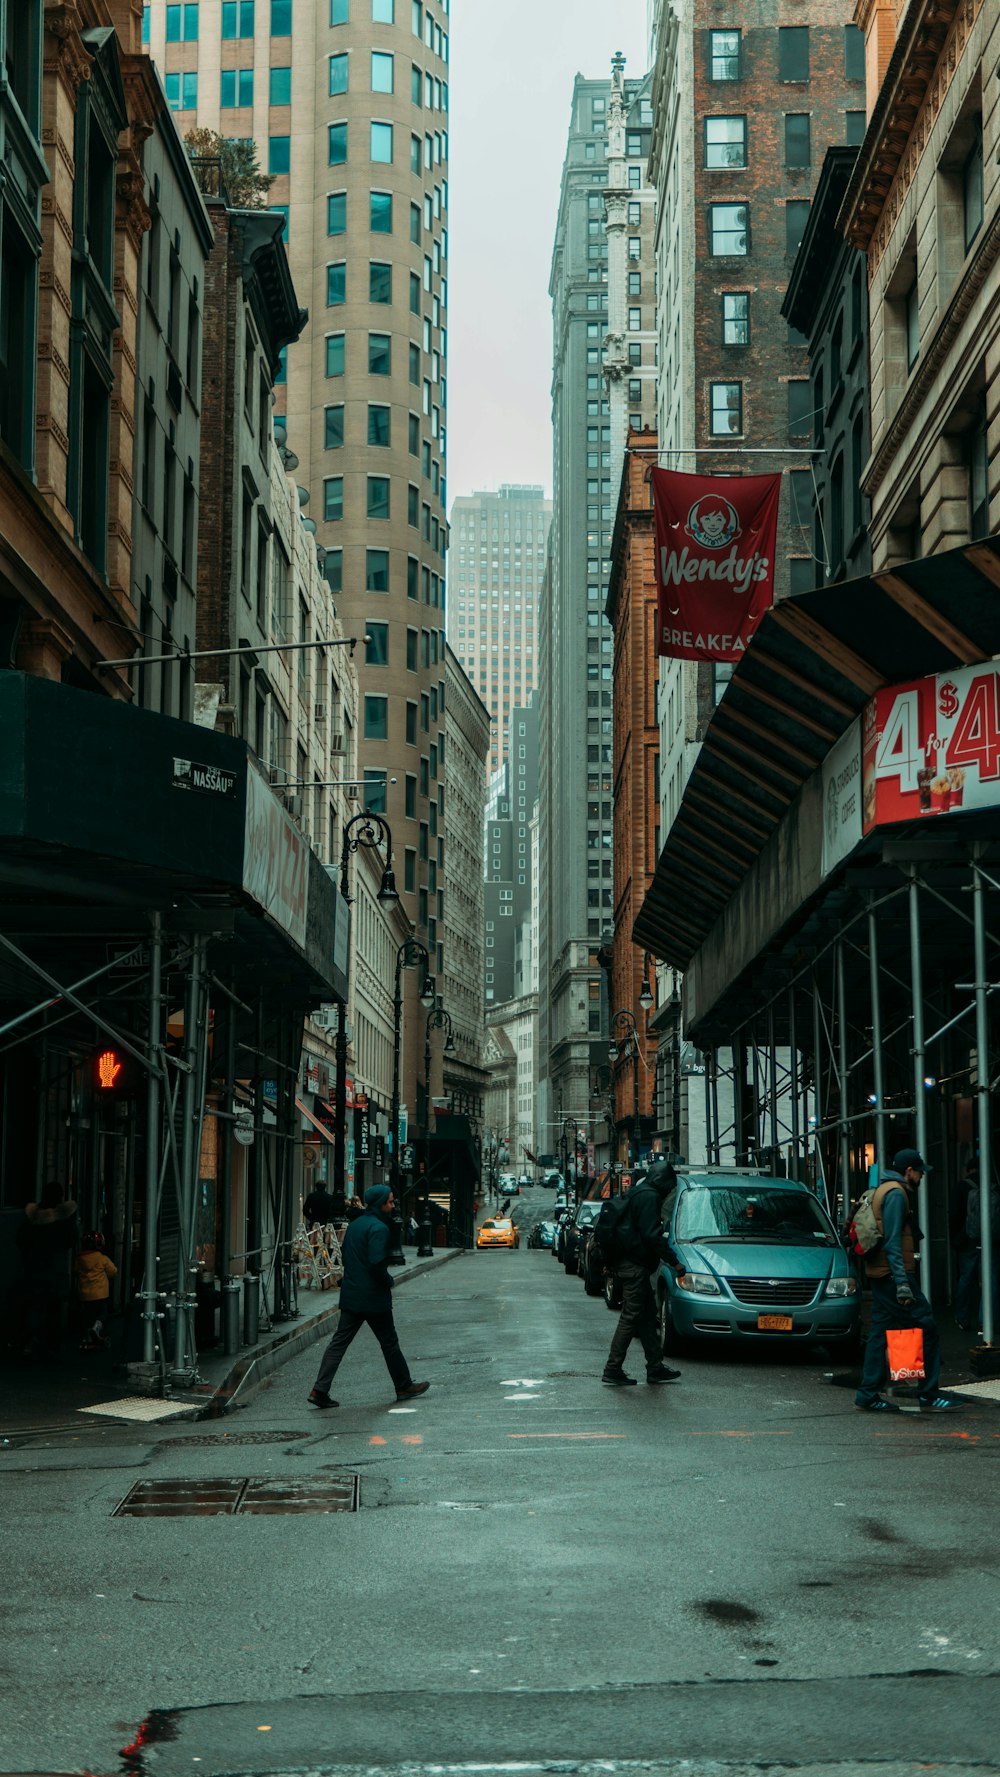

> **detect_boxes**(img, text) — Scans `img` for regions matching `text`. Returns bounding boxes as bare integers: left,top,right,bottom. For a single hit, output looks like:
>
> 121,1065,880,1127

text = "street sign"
401,1144,415,1172
233,1111,254,1147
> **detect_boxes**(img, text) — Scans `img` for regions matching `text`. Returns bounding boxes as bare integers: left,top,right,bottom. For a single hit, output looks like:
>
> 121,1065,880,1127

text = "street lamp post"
420,1002,454,1253
334,811,400,1208
610,1008,640,1165
390,936,435,1206
562,1115,581,1206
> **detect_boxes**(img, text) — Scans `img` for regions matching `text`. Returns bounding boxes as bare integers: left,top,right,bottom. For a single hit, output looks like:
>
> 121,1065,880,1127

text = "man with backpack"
854,1148,955,1413
600,1160,687,1387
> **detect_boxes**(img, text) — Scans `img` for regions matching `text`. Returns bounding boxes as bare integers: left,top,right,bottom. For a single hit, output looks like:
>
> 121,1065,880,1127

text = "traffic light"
95,1048,126,1092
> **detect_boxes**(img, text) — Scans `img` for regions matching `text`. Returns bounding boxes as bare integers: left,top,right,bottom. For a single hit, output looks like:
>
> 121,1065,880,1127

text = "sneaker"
602,1370,638,1387
646,1364,681,1384
396,1380,430,1401
854,1396,901,1412
308,1389,337,1409
918,1396,958,1412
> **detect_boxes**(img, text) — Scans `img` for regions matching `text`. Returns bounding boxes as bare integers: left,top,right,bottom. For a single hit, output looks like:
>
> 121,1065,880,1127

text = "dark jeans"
314,1306,411,1397
856,1274,942,1405
606,1260,661,1373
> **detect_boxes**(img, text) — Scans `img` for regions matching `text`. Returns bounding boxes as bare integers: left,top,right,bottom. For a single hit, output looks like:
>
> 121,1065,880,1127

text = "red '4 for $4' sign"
862,662,1000,832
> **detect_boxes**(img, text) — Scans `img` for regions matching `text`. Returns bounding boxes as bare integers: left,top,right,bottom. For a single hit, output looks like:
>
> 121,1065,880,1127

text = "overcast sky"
447,1,651,504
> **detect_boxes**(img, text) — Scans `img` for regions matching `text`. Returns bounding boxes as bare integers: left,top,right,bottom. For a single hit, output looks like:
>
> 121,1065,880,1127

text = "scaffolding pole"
836,942,851,1208
973,857,995,1347
908,867,932,1299
141,915,163,1365
868,895,888,1166
788,988,800,1179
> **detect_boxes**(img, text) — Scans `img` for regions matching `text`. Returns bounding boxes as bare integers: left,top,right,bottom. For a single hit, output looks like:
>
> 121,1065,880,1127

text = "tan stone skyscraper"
144,0,451,969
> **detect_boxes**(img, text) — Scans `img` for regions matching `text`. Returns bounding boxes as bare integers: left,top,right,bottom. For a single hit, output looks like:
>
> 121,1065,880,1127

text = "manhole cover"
112,1475,360,1517
160,1430,310,1447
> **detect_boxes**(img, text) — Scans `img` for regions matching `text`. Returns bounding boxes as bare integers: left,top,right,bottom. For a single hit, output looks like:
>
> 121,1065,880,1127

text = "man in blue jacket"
854,1148,954,1413
308,1185,430,1408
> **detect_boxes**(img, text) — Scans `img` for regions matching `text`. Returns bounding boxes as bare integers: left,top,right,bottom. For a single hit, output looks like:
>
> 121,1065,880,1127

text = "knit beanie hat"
365,1184,392,1210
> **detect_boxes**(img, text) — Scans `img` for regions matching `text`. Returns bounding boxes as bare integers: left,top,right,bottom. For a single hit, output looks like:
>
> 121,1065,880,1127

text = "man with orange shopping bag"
855,1149,957,1414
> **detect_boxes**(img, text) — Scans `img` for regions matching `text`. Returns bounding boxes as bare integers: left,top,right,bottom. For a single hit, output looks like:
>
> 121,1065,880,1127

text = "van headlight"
676,1271,722,1296
823,1276,858,1298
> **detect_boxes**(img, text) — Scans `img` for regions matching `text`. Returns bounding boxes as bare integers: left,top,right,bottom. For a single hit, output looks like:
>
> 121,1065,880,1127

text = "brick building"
605,429,660,1163
840,0,1000,566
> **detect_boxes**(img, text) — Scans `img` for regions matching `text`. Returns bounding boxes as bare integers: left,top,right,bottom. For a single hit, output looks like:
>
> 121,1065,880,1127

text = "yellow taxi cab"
476,1217,519,1251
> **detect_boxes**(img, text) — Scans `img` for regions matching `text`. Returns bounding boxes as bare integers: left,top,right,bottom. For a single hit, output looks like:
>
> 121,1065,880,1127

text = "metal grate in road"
159,1430,310,1447
112,1474,360,1517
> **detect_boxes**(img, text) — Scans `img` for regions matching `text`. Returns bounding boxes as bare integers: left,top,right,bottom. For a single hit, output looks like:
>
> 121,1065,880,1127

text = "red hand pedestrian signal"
97,1049,123,1090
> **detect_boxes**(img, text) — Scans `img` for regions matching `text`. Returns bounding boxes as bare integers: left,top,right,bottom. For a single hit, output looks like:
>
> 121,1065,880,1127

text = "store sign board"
242,764,309,949
862,661,999,833
821,719,863,878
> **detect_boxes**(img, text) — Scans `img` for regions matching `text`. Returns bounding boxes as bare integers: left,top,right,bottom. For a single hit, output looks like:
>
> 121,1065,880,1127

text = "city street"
2,1187,999,1777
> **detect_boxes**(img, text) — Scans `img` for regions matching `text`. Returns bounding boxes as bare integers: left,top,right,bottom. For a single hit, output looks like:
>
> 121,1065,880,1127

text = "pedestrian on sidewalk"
308,1185,430,1409
855,1148,956,1414
602,1159,687,1389
302,1181,338,1229
16,1180,78,1359
75,1232,117,1349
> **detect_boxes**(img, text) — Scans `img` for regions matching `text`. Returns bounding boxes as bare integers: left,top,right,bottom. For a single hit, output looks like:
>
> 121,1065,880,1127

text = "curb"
201,1247,466,1417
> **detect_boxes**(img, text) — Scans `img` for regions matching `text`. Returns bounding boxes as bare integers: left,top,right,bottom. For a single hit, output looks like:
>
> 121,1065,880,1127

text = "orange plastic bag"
886,1326,925,1382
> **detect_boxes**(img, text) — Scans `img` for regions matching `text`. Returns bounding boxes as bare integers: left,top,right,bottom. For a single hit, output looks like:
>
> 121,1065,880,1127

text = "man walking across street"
603,1160,687,1387
855,1148,955,1413
308,1185,429,1408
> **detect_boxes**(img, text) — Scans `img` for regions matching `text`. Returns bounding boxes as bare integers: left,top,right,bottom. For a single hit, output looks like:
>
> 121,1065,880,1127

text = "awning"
634,537,1000,969
296,1096,336,1144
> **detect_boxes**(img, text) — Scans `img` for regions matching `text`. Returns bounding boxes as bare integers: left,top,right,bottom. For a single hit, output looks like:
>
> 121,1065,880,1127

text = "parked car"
561,1199,604,1276
527,1220,557,1250
578,1214,612,1296
477,1217,519,1251
655,1170,861,1357
551,1206,573,1261
518,1174,533,1189
541,1170,563,1190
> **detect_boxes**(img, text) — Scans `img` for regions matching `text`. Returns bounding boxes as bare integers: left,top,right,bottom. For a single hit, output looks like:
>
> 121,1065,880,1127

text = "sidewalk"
0,1247,465,1440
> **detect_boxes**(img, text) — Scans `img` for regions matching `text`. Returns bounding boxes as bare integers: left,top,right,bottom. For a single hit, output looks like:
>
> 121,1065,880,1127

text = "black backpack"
591,1193,634,1264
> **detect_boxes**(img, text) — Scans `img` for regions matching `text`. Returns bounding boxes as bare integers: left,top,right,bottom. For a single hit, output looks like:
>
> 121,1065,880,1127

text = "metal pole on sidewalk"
836,943,851,1213
789,989,800,1179
972,858,994,1346
767,1005,778,1168
142,914,163,1365
812,976,824,1200
868,894,888,1167
908,866,931,1298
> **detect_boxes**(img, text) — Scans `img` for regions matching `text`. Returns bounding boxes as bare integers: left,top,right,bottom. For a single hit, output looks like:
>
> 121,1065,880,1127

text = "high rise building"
143,0,452,972
483,697,538,1007
447,485,551,772
538,64,656,1139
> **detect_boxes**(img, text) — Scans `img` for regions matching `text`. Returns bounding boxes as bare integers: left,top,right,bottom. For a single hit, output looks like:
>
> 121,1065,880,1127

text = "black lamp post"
610,1008,640,1166
334,811,399,1209
562,1115,581,1206
419,1002,454,1253
639,953,655,1012
390,936,435,1206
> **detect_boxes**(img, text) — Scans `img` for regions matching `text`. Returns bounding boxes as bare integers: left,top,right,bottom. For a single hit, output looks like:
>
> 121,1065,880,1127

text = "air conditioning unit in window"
284,794,303,819
330,733,345,755
314,703,327,723
346,784,358,801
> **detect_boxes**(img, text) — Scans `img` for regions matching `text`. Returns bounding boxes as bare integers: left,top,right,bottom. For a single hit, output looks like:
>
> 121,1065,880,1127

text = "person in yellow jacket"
75,1233,117,1349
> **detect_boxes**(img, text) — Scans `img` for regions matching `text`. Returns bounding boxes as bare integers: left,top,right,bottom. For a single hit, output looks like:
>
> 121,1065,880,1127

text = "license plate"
757,1313,793,1331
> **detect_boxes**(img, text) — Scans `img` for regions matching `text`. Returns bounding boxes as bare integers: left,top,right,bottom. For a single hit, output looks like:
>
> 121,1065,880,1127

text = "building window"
722,291,749,345
269,66,291,104
709,29,740,80
789,469,812,527
328,191,346,233
268,135,290,175
324,404,344,449
370,189,392,233
969,397,989,540
406,701,417,744
369,261,392,303
371,120,393,162
271,0,292,34
326,333,344,376
221,68,254,106
963,122,984,253
327,262,346,304
786,200,810,257
365,622,389,665
788,379,812,438
329,122,347,164
371,51,394,93
368,403,391,445
704,115,746,170
323,476,343,521
331,0,348,20
366,548,390,592
845,24,865,81
778,27,809,82
368,332,391,374
846,110,866,147
709,203,748,255
166,0,199,33
784,113,811,169
222,1,255,35
329,53,348,95
364,695,388,739
367,475,390,519
628,307,641,331
709,381,742,436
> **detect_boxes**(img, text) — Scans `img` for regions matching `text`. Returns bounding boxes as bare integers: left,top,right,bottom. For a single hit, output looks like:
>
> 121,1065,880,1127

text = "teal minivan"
656,1169,862,1358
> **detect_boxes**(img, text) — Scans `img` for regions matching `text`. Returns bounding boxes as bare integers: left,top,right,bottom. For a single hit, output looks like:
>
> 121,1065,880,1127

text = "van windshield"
676,1186,835,1246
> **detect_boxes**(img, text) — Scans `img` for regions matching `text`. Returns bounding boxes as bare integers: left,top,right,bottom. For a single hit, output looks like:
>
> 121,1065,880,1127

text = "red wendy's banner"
651,467,782,662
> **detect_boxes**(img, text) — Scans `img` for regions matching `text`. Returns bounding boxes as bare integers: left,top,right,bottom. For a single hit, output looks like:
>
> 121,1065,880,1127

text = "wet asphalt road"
2,1186,1000,1776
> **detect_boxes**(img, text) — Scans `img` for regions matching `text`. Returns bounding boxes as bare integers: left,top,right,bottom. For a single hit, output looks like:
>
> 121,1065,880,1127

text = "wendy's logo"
685,495,741,550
